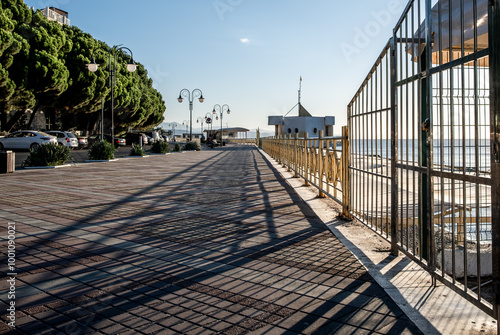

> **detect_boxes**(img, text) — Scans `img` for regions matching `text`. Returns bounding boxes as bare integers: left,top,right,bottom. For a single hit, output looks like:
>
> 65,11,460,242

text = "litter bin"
0,151,15,173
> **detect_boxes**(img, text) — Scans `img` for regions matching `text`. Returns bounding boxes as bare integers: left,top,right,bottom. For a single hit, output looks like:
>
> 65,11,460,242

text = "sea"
350,139,491,172
349,138,492,242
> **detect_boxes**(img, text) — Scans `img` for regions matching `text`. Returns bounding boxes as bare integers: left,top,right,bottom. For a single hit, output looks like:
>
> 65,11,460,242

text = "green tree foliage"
55,28,110,130
114,59,166,135
0,1,165,132
0,0,32,118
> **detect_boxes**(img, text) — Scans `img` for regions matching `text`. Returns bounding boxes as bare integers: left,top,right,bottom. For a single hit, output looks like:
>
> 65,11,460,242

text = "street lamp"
212,104,230,145
169,122,177,141
182,120,189,140
205,112,213,134
196,117,205,140
87,45,136,145
178,89,204,142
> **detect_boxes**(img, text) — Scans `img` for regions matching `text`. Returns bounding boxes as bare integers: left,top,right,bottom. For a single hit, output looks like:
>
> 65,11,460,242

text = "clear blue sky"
24,0,408,136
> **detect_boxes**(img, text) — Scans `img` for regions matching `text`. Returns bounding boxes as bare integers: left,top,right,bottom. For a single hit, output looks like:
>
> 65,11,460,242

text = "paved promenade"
0,145,421,334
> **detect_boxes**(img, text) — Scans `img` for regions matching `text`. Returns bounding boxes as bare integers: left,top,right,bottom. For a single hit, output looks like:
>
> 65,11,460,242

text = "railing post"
287,134,291,171
341,126,352,219
304,133,310,186
277,135,282,165
489,0,500,327
390,35,399,257
293,134,299,178
318,130,325,198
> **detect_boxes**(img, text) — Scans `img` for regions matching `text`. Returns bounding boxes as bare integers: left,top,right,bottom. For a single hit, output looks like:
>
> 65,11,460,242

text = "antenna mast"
298,76,302,105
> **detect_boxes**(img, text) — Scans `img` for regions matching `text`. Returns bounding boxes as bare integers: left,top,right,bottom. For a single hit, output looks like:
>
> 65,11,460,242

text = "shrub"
150,140,169,154
183,141,200,151
173,143,181,152
130,143,146,156
22,143,72,167
88,140,115,160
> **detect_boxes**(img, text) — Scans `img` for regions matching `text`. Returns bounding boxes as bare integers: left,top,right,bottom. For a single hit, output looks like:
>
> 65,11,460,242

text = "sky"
23,0,409,136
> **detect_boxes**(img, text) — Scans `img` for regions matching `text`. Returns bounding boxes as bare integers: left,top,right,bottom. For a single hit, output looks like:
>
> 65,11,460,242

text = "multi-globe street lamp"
87,45,137,145
212,104,230,145
178,89,204,142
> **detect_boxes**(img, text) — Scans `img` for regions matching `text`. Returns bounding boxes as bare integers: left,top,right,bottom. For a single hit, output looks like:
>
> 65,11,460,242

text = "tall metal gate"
348,0,499,321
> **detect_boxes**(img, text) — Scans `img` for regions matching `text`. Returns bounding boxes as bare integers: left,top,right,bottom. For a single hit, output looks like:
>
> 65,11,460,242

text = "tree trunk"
5,109,26,133
26,105,40,129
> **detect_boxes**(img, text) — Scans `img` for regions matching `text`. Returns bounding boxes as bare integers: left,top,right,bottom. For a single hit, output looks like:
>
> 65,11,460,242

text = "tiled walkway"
0,145,422,334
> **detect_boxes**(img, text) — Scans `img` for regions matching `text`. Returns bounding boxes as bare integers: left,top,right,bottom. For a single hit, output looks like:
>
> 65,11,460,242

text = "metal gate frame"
348,0,499,323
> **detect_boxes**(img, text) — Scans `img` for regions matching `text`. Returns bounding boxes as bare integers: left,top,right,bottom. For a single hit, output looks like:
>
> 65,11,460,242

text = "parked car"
112,136,126,147
76,136,88,149
0,130,57,150
124,133,148,146
88,134,126,148
45,131,78,148
145,135,154,145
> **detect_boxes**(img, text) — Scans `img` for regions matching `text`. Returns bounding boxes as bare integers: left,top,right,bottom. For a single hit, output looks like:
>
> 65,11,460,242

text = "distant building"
205,127,250,140
268,111,335,138
41,7,70,26
268,78,335,138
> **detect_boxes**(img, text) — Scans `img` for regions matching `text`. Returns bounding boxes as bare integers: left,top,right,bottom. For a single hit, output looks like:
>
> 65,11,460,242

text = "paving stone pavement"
0,145,422,334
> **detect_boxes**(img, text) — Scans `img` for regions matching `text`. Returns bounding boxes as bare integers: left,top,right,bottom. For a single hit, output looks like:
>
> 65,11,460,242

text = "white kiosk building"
268,79,335,138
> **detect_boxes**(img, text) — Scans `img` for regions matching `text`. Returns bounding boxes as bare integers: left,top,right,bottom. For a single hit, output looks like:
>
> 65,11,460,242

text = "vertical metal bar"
399,15,405,252
370,75,375,228
293,134,300,178
412,1,418,256
318,130,325,198
449,0,457,282
390,36,399,256
358,96,363,215
427,0,436,273
473,0,482,301
386,49,390,239
416,0,423,262
342,126,352,219
405,14,410,251
375,62,380,233
437,0,446,277
420,37,430,261
420,0,435,265
488,0,500,329
304,133,310,186
460,0,469,288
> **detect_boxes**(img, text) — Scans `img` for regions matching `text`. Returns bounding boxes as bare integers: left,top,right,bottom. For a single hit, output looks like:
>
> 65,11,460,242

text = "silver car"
45,131,79,148
0,130,57,150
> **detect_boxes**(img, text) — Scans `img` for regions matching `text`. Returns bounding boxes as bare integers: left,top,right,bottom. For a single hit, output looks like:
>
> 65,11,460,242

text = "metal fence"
348,0,498,321
261,129,350,215
260,0,498,324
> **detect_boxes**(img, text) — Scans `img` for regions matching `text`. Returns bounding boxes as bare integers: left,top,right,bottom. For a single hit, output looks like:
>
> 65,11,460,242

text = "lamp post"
178,89,204,142
212,104,230,145
169,122,177,141
205,112,213,134
87,45,137,145
196,117,205,140
182,120,189,140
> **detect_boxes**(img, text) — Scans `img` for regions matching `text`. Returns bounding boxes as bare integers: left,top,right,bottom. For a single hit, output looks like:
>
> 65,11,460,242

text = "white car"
0,130,57,150
45,131,79,148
